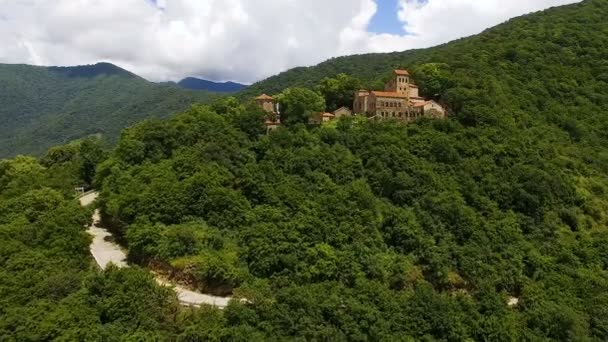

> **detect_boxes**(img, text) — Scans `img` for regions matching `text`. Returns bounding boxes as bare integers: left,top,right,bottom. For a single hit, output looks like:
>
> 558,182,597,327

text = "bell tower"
393,70,410,97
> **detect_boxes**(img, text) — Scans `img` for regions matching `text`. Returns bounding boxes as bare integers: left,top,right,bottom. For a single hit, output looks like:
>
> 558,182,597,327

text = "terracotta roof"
322,112,335,117
255,94,274,100
371,91,408,98
394,70,410,76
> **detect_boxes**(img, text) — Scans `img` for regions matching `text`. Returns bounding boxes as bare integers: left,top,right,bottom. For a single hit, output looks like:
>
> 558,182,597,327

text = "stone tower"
384,70,411,98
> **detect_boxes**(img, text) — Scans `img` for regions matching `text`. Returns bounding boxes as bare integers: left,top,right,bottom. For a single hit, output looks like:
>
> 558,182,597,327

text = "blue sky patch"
368,0,404,35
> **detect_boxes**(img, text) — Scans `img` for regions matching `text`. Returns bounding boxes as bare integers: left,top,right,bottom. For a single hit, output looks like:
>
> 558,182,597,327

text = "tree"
79,137,108,187
226,104,267,140
412,63,453,100
276,87,326,126
210,96,243,116
317,73,362,112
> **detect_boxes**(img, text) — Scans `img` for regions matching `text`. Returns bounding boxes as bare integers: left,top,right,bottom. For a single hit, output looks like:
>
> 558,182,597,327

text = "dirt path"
78,192,232,309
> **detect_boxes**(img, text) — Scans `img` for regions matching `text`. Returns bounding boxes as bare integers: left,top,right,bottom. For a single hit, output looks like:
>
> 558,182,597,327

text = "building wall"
370,94,410,119
385,75,410,96
424,101,446,118
409,87,419,98
334,107,352,118
353,92,369,114
257,100,275,113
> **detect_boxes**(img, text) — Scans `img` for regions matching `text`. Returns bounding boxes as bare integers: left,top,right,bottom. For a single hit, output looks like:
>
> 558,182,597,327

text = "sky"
0,0,582,84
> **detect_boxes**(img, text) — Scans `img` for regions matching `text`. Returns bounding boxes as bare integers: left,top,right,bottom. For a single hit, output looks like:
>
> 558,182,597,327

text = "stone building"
353,70,446,121
333,106,353,118
309,112,336,124
255,94,281,130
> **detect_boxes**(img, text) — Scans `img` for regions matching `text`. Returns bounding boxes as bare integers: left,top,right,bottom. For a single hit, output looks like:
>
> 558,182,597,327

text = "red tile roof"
371,91,408,98
256,94,274,100
322,112,335,117
394,70,410,76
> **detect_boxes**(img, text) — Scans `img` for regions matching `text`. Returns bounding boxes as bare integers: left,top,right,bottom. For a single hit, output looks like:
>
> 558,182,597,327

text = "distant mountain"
48,62,140,79
177,77,248,93
0,62,216,158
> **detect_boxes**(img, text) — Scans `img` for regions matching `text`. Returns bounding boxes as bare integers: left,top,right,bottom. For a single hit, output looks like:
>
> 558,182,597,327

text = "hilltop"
0,62,216,158
242,0,608,116
177,77,248,92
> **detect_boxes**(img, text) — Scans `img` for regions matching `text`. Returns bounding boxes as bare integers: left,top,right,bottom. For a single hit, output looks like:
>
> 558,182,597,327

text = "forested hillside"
88,1,608,339
0,63,216,158
0,146,189,340
241,0,608,107
3,0,608,339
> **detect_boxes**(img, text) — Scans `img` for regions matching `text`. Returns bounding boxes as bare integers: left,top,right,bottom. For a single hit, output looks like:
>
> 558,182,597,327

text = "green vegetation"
276,87,326,125
94,0,608,339
316,73,362,112
0,153,184,340
3,0,608,340
0,62,216,158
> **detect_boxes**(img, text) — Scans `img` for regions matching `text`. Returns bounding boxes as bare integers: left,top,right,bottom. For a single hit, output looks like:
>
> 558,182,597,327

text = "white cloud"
0,0,582,83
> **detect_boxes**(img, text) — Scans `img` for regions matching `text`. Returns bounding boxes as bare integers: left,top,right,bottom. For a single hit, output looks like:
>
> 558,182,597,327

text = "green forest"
0,63,215,158
2,0,608,340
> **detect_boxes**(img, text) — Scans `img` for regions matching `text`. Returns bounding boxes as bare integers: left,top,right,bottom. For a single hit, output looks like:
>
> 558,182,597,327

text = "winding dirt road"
79,192,232,308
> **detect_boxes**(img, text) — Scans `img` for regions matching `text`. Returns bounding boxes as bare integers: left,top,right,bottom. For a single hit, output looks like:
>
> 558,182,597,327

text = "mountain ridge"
177,77,248,92
239,0,602,99
0,62,216,158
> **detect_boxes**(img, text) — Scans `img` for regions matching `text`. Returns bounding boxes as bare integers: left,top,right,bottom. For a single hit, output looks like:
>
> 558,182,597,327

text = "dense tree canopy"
93,0,608,339
316,73,362,112
3,0,608,340
276,87,326,126
0,152,188,340
0,63,216,158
